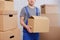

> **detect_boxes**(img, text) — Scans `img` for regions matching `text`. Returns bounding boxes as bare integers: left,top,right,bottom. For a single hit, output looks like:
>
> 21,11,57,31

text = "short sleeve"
20,8,25,17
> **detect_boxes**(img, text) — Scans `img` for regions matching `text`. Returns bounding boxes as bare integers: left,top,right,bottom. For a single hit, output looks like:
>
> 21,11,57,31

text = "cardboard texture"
0,10,17,14
40,26,60,40
0,28,20,40
0,1,14,10
41,4,58,14
41,14,59,27
0,14,17,31
28,16,49,33
0,0,13,2
46,14,59,27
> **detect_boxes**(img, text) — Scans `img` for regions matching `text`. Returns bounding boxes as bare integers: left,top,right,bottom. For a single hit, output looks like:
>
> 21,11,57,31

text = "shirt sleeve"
20,8,26,17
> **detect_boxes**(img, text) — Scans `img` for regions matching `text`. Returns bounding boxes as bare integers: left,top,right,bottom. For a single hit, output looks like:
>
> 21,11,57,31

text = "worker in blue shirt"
20,0,40,40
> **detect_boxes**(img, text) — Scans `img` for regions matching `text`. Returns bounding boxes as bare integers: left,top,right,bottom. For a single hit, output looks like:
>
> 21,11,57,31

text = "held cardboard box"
28,16,49,33
0,1,14,10
0,14,17,31
0,10,17,14
0,28,20,40
0,0,13,2
41,4,58,14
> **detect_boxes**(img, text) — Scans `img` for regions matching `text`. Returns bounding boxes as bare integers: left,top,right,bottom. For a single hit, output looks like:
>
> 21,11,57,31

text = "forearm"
20,19,27,29
20,17,32,33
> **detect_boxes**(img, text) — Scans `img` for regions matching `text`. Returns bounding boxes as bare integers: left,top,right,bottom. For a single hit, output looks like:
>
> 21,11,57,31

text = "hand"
26,25,32,33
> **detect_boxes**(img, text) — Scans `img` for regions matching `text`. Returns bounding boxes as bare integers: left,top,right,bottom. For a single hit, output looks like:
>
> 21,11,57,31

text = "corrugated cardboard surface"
41,5,58,14
0,10,17,14
0,15,17,31
0,28,20,40
40,14,60,40
46,14,59,27
41,14,59,27
40,26,60,40
28,16,49,33
0,1,14,10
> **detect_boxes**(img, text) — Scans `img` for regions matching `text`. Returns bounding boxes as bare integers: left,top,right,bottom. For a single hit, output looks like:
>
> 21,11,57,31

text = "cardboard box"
28,16,49,33
40,26,60,40
0,28,20,40
0,1,14,10
41,4,58,14
0,14,18,31
0,0,13,2
41,14,59,27
0,10,17,14
46,14,59,27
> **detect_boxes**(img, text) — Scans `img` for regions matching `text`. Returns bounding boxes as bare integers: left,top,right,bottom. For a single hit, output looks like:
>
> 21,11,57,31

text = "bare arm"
20,16,27,29
20,16,32,33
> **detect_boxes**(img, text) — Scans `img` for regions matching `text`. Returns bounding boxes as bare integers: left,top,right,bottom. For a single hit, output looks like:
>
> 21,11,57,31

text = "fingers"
26,25,32,33
28,28,32,33
28,25,32,29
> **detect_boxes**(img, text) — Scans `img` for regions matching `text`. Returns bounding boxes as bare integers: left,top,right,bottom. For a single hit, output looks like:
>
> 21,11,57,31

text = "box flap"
41,4,58,7
29,16,40,19
29,16,49,20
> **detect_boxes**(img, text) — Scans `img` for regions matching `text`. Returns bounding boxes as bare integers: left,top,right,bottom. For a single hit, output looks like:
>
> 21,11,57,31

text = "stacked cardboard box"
0,0,20,40
0,1,14,10
41,4,58,27
0,28,20,40
0,10,18,31
40,4,59,40
40,27,60,40
41,4,58,14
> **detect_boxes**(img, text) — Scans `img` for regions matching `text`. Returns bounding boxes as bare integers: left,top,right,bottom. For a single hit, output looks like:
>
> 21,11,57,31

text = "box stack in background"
0,0,14,10
0,0,20,40
40,4,60,40
41,4,58,27
41,5,58,14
